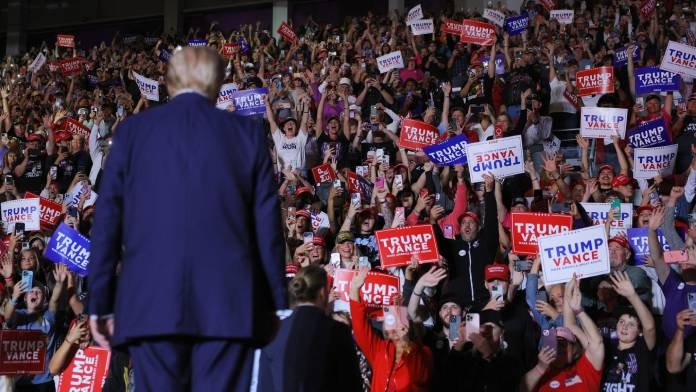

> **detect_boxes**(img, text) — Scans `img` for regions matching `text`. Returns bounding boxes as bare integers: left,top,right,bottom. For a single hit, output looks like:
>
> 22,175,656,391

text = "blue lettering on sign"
543,238,604,258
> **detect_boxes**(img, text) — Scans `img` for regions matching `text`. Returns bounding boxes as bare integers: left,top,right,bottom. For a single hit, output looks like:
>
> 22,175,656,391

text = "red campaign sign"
443,19,463,35
346,171,360,194
576,66,614,97
460,20,496,46
221,42,239,58
510,213,574,255
24,192,63,230
375,224,439,268
494,122,504,139
639,0,656,17
57,347,111,392
62,117,91,138
540,0,555,11
276,22,297,43
563,88,581,110
0,330,47,375
333,269,400,308
399,118,440,150
59,57,85,76
311,163,337,184
57,34,75,48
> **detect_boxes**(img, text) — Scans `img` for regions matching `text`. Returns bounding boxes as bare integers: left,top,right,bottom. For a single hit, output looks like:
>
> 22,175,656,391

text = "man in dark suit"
255,265,362,392
88,46,286,392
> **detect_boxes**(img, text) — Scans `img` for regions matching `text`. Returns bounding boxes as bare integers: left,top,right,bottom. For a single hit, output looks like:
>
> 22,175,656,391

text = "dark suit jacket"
256,305,362,392
88,92,287,347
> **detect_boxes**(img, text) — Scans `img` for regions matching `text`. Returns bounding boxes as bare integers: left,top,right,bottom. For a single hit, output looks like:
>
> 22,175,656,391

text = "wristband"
534,365,546,376
4,276,12,282
413,291,423,297
9,297,17,306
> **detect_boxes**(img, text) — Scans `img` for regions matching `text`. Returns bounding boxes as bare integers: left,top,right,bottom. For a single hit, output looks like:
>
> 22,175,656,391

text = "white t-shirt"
549,77,577,114
272,128,309,170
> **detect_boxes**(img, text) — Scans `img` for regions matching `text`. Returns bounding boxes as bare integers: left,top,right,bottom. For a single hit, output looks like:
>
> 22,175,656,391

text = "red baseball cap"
598,164,614,174
295,210,311,220
485,264,510,281
636,205,654,215
458,211,480,225
26,133,42,142
312,236,325,247
611,174,631,187
295,186,313,198
608,236,630,249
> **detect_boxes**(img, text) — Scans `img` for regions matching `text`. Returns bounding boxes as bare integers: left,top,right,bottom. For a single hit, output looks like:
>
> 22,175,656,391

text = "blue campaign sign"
45,222,91,276
626,117,670,148
627,227,682,265
613,46,640,67
232,88,268,116
188,39,207,47
635,67,680,95
423,134,469,166
504,15,528,36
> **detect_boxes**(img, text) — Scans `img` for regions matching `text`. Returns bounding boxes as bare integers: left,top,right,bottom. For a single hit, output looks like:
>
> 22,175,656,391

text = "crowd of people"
2,0,696,390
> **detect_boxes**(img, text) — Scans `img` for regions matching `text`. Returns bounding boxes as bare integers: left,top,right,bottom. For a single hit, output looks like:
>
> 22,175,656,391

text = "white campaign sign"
28,53,46,73
376,51,405,73
216,83,238,110
580,202,633,237
465,135,524,183
133,71,159,101
660,40,696,78
580,107,628,139
1,198,40,234
550,10,575,25
410,19,434,35
538,224,609,285
406,4,423,25
483,8,505,27
633,144,678,179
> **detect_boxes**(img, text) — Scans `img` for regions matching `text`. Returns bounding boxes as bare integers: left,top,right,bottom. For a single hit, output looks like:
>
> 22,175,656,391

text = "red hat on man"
458,211,480,225
295,209,311,220
485,264,510,281
611,174,631,187
598,164,614,174
608,236,630,250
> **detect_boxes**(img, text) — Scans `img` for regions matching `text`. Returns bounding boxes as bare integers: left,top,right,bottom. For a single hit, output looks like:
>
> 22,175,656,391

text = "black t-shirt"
675,116,696,174
503,65,538,106
317,132,350,169
17,153,49,194
49,151,93,193
601,336,654,392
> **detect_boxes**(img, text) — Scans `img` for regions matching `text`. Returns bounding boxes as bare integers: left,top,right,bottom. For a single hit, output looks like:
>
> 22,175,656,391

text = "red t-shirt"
536,353,602,392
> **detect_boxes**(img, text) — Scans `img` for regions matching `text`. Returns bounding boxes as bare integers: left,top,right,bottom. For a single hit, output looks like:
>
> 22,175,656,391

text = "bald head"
166,47,225,101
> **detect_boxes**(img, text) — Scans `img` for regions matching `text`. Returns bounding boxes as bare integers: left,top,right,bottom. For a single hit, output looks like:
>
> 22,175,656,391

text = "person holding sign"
88,47,286,392
627,45,674,131
349,266,432,391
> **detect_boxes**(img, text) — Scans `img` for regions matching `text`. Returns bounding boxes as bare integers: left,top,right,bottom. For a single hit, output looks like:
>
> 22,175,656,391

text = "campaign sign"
65,181,98,209
231,87,268,116
443,19,464,35
28,53,46,73
410,19,434,35
59,57,84,77
626,117,670,148
216,83,238,110
460,20,496,46
483,8,505,27
579,107,628,139
57,347,111,392
187,39,207,47
511,213,573,255
399,119,439,150
24,193,63,230
465,135,524,183
0,330,47,375
375,225,439,268
580,202,633,236
635,67,680,95
347,172,373,201
1,198,40,234
613,46,640,67
334,269,400,308
550,10,574,25
633,144,678,179
132,71,159,101
45,222,91,276
276,22,297,43
505,15,529,36
347,171,360,194
221,42,239,58
376,51,405,74
63,117,90,138
640,0,657,17
311,163,337,184
627,227,675,265
538,224,610,285
576,66,615,96
661,40,696,78
423,134,469,166
406,4,423,25
48,61,60,73
57,34,75,48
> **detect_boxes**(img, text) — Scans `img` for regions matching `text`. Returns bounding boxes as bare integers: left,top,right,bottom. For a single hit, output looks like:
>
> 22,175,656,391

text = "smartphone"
515,259,531,272
21,242,29,250
471,105,484,114
4,174,13,187
329,252,341,268
465,313,480,340
491,285,505,303
117,105,124,117
664,249,688,263
541,328,558,351
419,188,429,198
394,206,405,219
14,222,25,238
370,105,377,119
688,293,696,311
610,198,621,219
21,270,33,292
333,179,342,189
394,174,403,188
383,305,408,331
351,193,361,206
635,97,645,114
444,224,454,238
536,290,549,304
375,148,385,162
375,177,385,189
303,232,314,244
356,165,369,177
449,315,461,341
551,202,571,214
359,256,371,268
383,155,390,169
49,165,58,180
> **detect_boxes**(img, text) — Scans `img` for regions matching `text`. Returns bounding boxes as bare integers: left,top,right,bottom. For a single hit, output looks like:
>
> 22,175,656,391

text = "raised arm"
648,205,671,284
610,271,656,350
564,275,604,370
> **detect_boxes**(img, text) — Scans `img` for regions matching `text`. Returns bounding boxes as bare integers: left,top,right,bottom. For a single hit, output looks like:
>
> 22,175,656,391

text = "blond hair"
166,47,225,100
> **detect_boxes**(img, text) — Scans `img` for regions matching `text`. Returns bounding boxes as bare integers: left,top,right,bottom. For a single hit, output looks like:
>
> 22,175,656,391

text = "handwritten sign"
334,269,400,308
460,20,496,46
423,134,468,166
576,66,615,96
376,51,404,74
24,192,63,230
465,135,524,183
57,347,111,392
1,198,40,234
660,40,696,78
626,117,670,148
45,222,91,276
276,22,297,43
410,18,434,35
132,71,159,101
375,225,439,268
0,331,47,375
580,202,634,236
579,107,628,139
57,34,75,48
406,4,423,25
231,87,268,116
633,144,678,179
216,82,238,110
399,119,439,150
635,67,680,95
538,224,609,285
505,15,529,36
511,213,573,255
483,8,505,27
